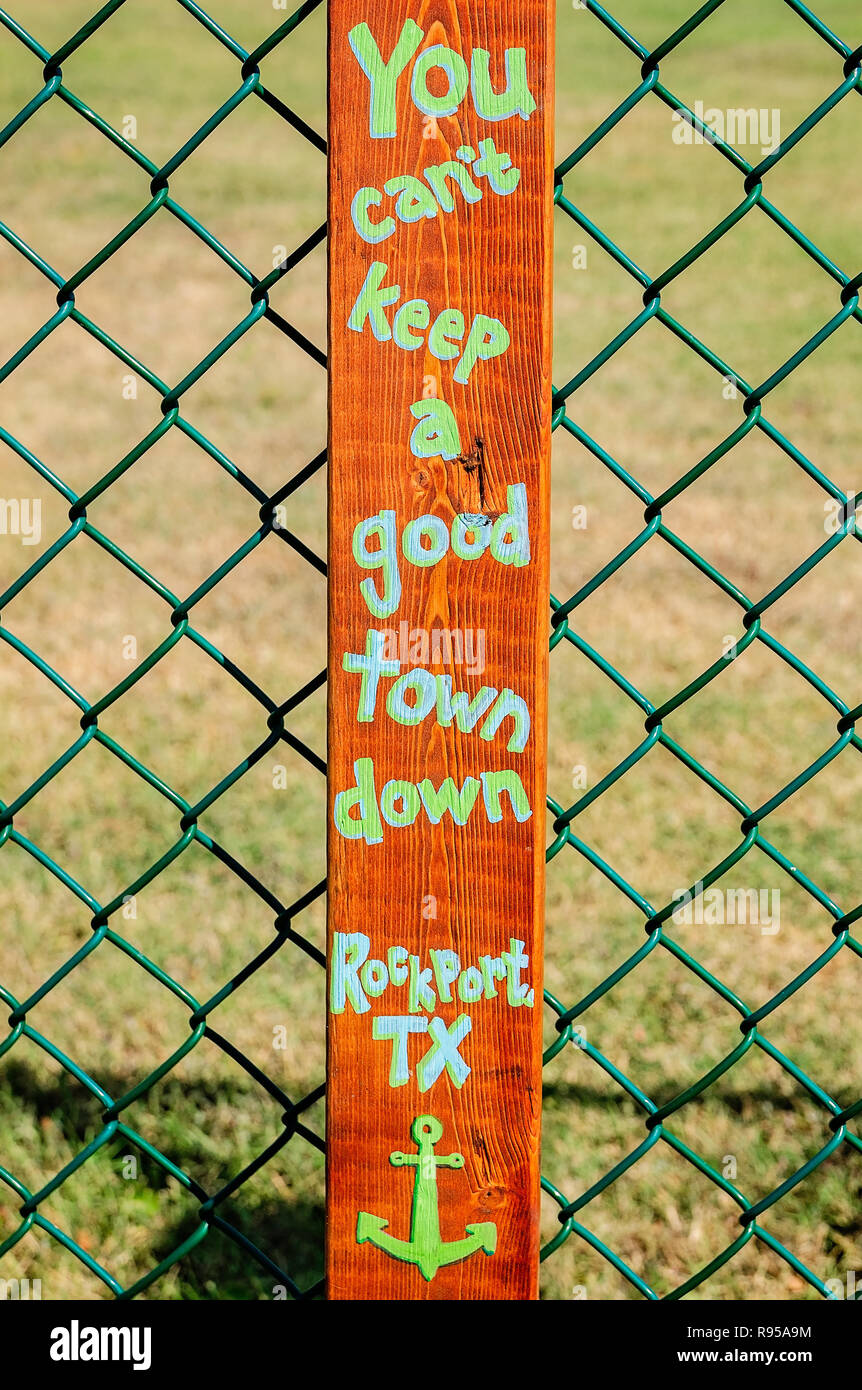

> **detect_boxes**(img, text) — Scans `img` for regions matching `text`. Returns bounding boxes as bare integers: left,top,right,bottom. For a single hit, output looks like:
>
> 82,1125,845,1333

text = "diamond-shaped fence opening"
0,0,860,1301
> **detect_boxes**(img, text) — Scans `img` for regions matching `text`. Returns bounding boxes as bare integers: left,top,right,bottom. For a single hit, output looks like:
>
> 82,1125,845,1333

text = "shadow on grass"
139,1192,326,1302
542,1078,806,1111
0,1057,325,1300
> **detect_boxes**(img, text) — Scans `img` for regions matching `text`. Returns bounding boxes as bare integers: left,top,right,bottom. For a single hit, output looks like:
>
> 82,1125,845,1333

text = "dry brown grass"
0,0,860,1300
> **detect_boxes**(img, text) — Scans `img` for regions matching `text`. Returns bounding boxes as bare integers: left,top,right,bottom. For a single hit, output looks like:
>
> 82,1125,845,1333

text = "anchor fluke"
465,1222,498,1256
356,1211,388,1244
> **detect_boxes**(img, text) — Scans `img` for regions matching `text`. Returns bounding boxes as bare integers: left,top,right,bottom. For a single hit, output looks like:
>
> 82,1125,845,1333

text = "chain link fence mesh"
0,0,859,1300
543,0,861,1299
0,0,328,1300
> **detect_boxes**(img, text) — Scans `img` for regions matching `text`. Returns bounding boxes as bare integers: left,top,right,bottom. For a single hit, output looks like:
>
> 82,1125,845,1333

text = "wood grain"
327,0,554,1300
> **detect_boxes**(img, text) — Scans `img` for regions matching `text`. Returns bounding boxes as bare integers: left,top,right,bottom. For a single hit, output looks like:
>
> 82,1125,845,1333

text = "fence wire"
0,0,328,1300
544,0,862,1300
0,0,859,1301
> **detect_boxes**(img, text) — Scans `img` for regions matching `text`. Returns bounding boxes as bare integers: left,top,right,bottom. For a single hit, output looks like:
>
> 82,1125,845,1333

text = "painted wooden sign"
327,0,554,1300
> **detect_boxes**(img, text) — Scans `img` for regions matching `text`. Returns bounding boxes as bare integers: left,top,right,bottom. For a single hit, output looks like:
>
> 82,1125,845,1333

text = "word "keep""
348,261,510,385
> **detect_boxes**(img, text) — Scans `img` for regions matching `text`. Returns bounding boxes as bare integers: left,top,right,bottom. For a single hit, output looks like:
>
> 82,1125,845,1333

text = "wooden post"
327,0,554,1300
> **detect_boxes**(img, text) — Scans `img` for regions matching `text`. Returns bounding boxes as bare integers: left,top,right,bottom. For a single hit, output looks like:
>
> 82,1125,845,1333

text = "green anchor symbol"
356,1114,497,1282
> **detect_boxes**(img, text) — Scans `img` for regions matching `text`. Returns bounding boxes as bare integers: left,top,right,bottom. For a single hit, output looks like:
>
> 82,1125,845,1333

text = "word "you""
349,20,537,138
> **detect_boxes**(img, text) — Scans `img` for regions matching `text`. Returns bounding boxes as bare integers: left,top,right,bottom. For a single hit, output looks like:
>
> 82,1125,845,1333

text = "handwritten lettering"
348,21,536,138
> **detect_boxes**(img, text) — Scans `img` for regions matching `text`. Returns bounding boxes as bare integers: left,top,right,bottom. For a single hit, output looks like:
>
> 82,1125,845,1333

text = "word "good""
352,484,530,620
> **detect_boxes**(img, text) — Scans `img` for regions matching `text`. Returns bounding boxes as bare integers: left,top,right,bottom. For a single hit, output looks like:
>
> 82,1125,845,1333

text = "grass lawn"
0,0,860,1300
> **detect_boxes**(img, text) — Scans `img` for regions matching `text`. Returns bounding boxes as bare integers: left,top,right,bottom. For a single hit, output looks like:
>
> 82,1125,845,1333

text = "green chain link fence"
0,0,859,1300
0,0,329,1301
543,0,862,1299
